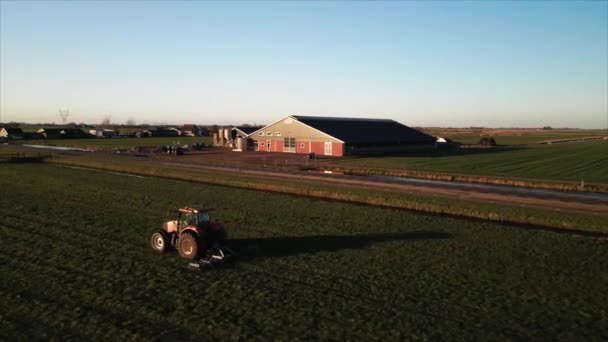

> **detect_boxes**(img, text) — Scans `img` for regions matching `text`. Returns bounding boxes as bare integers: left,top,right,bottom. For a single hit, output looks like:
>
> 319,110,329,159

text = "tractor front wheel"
178,232,200,259
150,230,169,253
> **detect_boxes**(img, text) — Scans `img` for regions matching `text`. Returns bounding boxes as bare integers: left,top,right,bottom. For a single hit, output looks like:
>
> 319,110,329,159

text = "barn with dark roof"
0,127,24,140
37,128,90,139
248,115,436,156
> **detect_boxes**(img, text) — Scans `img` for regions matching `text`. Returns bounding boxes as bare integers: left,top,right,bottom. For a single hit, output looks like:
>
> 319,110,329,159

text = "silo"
223,128,231,142
237,137,246,151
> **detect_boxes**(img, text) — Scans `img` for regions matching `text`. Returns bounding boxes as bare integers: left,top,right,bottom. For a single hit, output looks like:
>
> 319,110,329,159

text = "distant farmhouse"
149,128,180,137
0,127,24,140
246,116,436,156
37,128,90,139
89,128,117,138
181,124,208,137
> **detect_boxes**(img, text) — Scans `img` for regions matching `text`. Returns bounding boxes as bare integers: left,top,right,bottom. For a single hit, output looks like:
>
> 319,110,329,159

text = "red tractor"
150,207,227,260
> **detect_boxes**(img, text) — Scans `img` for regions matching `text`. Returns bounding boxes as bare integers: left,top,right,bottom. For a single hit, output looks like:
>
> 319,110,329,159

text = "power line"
58,108,69,125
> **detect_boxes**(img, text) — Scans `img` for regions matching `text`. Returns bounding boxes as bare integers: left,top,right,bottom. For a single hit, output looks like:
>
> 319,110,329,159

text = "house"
149,128,180,137
248,115,436,156
0,127,24,140
89,128,118,138
37,128,91,139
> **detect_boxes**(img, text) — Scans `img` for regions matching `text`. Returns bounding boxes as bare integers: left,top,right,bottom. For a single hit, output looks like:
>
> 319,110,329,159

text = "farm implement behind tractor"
150,207,234,270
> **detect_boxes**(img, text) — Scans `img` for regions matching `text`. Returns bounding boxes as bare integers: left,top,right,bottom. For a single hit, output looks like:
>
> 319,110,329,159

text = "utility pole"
58,108,69,125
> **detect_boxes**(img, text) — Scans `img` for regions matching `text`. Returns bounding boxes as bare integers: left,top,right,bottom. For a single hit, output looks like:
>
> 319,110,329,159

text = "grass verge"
336,167,608,193
47,154,607,234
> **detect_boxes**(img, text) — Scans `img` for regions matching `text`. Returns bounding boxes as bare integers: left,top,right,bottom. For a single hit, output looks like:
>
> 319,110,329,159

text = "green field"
423,129,608,145
336,140,608,184
16,136,213,150
1,164,606,340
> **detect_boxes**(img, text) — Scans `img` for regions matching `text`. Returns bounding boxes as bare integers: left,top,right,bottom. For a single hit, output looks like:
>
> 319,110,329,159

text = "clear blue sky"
1,0,607,128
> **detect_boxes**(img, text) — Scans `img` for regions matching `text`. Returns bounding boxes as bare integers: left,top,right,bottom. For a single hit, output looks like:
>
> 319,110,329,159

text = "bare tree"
125,117,136,126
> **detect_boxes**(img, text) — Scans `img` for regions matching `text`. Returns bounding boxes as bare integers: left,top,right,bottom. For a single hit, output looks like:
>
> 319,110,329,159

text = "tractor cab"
177,207,211,231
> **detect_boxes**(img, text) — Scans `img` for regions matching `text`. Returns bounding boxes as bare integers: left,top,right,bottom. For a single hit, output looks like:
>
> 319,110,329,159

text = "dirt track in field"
154,159,608,217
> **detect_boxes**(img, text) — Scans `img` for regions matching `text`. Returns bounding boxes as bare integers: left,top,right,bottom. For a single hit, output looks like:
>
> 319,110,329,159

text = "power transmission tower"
58,108,70,125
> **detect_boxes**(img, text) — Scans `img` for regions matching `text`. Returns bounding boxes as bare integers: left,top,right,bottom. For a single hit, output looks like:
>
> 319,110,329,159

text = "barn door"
324,142,332,156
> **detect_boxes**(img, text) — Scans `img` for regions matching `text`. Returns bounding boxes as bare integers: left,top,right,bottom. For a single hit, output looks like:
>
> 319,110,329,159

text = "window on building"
283,137,296,152
274,132,281,136
300,143,305,148
260,141,265,146
258,132,264,136
266,132,273,136
253,140,258,151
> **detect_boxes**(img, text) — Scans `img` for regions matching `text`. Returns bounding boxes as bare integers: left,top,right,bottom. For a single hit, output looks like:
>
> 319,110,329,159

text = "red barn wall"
255,140,344,156
332,143,343,156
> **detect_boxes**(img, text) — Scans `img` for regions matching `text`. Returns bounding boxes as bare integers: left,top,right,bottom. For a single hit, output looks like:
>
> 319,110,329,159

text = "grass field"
423,128,608,145
336,140,608,184
1,164,606,340
333,129,608,185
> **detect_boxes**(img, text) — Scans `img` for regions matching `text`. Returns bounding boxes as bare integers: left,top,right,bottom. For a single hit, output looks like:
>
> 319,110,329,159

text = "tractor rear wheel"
150,230,169,253
178,232,201,259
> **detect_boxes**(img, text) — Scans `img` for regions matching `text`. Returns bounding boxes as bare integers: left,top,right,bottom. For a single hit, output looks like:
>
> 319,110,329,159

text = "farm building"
181,124,208,137
232,126,263,138
248,115,436,156
149,128,180,137
88,128,117,138
23,132,44,139
133,130,152,138
0,127,24,140
231,126,263,141
37,128,90,139
213,126,263,148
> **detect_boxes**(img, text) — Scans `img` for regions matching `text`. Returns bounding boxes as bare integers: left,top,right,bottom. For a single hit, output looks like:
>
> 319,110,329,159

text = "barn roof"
1,127,24,134
38,128,87,135
150,128,178,132
234,126,263,135
291,116,436,145
149,128,180,136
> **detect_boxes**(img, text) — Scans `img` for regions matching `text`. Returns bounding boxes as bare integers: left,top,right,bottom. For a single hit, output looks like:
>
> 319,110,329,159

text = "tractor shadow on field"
227,231,452,261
